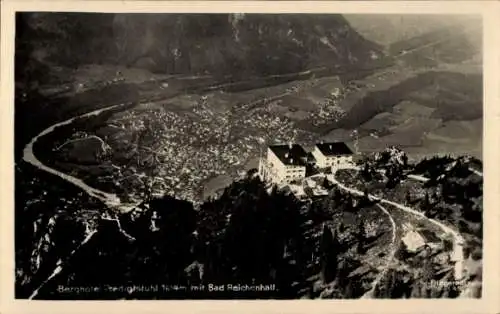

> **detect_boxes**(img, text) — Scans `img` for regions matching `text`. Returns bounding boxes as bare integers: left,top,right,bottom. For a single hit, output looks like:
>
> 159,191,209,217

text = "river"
22,103,137,212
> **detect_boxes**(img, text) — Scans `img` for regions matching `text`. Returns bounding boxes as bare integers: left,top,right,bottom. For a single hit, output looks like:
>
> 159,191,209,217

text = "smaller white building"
311,142,354,169
401,225,443,253
402,230,426,252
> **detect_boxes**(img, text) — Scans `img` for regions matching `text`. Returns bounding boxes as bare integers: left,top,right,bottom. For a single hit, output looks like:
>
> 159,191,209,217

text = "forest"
19,151,482,300
19,172,396,299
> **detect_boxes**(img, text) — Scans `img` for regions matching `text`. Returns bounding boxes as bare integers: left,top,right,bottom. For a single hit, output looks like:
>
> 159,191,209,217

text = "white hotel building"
258,144,308,185
311,142,354,170
258,141,355,185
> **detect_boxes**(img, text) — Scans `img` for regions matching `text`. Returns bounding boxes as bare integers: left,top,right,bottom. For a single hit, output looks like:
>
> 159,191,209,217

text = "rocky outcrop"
375,146,409,167
16,212,92,297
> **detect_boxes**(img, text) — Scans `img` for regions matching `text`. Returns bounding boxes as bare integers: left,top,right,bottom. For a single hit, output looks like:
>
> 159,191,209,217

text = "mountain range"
17,13,385,82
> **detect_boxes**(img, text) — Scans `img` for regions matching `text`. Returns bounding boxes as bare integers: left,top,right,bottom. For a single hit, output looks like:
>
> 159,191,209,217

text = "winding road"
327,166,466,289
469,168,483,177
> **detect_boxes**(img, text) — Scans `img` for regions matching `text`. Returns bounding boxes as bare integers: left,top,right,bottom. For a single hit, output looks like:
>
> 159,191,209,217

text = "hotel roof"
316,142,353,156
269,144,307,166
418,229,442,243
306,152,316,162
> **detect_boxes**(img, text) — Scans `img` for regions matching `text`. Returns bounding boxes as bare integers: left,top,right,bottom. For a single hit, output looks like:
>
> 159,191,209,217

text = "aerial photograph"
15,13,483,300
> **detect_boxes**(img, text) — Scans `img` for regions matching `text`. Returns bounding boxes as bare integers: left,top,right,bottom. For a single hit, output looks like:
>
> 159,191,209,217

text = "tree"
319,224,339,284
322,177,332,189
343,195,355,212
376,269,398,298
247,168,258,178
338,222,345,234
361,163,372,182
395,240,408,261
402,154,409,167
343,278,356,298
405,191,412,205
136,196,197,284
197,178,306,297
442,282,460,298
421,192,432,215
356,220,367,254
385,165,402,189
330,187,343,204
357,188,372,208
421,259,434,283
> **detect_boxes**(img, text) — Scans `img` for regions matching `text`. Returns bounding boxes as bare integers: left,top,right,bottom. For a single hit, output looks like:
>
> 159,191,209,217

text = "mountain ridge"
16,13,385,82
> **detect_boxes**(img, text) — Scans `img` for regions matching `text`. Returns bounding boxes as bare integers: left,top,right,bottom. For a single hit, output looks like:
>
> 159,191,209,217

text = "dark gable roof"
306,152,316,163
418,229,442,243
316,142,353,156
269,144,307,166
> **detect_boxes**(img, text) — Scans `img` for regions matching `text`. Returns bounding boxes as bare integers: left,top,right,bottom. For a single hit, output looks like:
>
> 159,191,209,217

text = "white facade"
402,230,426,252
259,148,306,185
311,146,353,169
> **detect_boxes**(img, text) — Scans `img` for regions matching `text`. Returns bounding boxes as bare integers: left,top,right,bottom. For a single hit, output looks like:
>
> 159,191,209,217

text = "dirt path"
328,167,465,284
469,168,483,177
407,174,430,183
361,203,398,298
55,134,111,152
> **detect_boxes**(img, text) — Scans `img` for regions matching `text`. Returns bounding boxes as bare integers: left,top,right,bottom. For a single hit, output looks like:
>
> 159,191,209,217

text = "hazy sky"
344,14,482,46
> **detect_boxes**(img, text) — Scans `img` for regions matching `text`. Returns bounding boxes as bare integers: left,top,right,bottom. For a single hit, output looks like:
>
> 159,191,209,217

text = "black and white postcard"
1,1,500,314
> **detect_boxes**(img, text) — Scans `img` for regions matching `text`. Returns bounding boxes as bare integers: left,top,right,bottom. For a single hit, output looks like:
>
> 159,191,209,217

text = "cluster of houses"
258,141,355,185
